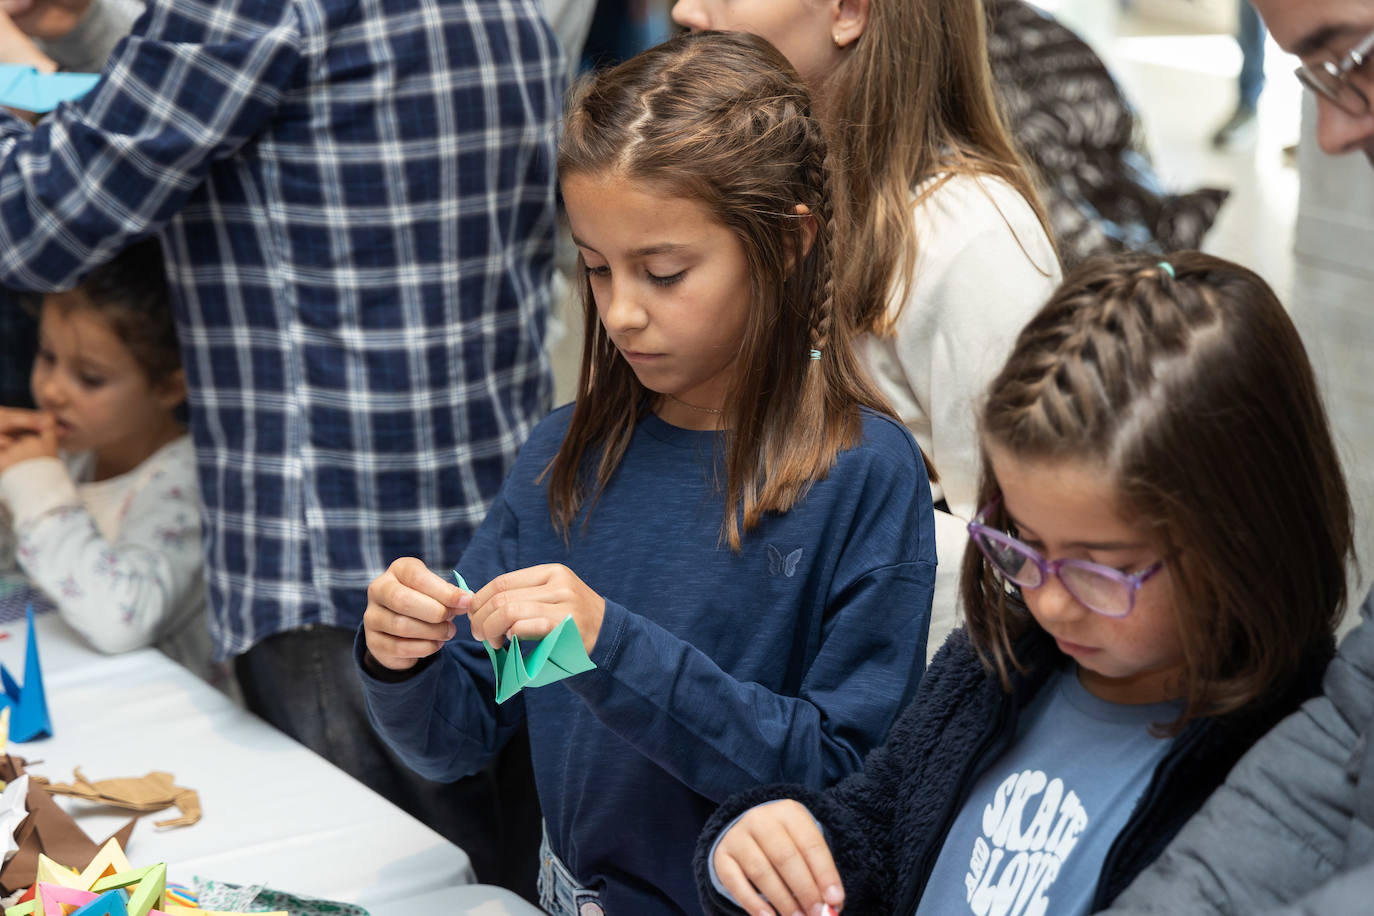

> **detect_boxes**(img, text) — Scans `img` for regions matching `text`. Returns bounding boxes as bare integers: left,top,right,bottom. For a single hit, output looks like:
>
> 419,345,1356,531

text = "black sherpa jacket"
695,625,1333,915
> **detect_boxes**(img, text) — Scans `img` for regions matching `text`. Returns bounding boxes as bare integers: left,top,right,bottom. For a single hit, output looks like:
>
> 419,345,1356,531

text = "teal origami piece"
453,570,596,704
69,889,131,916
0,66,99,113
1,605,51,741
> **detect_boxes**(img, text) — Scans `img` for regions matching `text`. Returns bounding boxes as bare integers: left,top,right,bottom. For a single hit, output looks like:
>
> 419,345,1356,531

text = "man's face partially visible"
1254,0,1374,165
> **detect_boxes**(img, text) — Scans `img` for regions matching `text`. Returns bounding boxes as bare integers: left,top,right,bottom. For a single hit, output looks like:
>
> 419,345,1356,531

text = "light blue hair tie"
1157,261,1175,278
809,349,822,360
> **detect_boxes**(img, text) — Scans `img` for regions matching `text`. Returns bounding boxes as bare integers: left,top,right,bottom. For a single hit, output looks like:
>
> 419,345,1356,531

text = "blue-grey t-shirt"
914,666,1182,916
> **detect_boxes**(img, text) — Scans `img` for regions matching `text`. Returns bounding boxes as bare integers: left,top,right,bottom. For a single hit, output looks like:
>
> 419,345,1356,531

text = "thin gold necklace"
664,393,723,415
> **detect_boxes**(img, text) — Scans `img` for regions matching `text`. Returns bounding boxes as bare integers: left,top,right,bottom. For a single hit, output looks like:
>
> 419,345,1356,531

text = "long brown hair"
550,30,892,550
962,252,1353,726
823,0,1055,333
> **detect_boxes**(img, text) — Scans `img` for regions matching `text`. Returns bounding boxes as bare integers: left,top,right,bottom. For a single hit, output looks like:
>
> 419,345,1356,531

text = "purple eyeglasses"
967,498,1170,618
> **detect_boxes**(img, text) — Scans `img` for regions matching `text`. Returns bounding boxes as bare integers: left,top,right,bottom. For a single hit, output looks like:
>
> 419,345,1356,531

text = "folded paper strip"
452,571,596,704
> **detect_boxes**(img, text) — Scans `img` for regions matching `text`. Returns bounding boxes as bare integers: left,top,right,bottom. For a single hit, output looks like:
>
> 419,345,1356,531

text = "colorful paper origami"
0,606,51,743
453,571,596,704
38,771,199,829
0,67,99,113
0,757,135,896
0,773,29,863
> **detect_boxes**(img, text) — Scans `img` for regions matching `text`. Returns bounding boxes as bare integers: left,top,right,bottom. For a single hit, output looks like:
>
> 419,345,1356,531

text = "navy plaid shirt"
0,0,564,659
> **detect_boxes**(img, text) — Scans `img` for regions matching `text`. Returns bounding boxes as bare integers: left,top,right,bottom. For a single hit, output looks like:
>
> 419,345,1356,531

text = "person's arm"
357,491,529,783
0,0,301,292
1256,859,1374,916
1096,608,1374,914
0,442,203,653
14,0,147,75
895,179,1061,522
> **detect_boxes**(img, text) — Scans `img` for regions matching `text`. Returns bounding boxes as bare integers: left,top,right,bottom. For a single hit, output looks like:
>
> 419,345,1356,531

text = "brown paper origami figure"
37,769,200,829
0,756,136,896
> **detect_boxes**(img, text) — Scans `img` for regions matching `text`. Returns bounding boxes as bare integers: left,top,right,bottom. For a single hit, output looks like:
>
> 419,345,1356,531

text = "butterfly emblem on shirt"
767,545,803,578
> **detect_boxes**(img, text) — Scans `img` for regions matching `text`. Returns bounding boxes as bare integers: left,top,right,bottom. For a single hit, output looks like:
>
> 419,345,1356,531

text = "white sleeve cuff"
0,457,79,526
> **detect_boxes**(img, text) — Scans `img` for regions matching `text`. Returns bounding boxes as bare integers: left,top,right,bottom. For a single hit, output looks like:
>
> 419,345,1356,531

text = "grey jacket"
1098,586,1374,915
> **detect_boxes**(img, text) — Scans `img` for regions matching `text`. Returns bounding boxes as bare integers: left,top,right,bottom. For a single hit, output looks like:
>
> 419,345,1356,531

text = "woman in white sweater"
672,0,1062,656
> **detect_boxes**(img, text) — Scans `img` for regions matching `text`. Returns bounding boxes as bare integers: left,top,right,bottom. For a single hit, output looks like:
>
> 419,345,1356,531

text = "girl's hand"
464,563,605,655
714,800,845,916
0,410,57,473
363,557,461,671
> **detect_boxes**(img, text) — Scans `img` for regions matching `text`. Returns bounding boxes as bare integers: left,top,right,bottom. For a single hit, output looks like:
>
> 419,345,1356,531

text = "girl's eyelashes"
582,263,686,287
647,269,685,287
79,374,106,389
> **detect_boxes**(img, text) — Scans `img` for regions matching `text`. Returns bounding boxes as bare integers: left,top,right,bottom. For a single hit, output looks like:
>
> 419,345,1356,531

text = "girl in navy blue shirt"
357,32,935,916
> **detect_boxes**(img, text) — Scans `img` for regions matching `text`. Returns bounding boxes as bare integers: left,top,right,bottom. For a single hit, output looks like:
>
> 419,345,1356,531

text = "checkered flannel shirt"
0,0,564,659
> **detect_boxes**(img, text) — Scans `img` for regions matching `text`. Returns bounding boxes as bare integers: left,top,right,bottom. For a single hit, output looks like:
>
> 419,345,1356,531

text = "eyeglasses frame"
967,498,1170,619
1295,26,1374,115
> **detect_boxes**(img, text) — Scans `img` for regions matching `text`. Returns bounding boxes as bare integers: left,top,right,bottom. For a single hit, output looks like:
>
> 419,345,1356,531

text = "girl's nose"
1028,572,1088,626
598,283,648,335
670,0,709,32
31,368,65,409
1315,96,1374,158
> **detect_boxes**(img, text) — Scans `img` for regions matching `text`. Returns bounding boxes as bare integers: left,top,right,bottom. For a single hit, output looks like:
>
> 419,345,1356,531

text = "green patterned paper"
194,878,369,916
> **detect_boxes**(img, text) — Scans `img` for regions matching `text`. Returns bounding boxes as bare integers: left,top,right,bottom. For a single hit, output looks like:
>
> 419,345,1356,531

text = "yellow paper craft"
38,770,200,828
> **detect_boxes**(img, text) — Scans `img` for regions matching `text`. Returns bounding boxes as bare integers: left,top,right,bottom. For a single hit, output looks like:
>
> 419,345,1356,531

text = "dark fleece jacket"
696,625,1333,915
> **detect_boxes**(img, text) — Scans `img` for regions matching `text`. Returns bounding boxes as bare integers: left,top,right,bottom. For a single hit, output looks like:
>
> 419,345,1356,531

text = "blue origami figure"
0,66,99,113
0,604,51,741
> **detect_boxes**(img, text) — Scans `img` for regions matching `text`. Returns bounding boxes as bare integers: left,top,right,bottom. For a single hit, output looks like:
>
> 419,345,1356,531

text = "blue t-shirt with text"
915,666,1181,916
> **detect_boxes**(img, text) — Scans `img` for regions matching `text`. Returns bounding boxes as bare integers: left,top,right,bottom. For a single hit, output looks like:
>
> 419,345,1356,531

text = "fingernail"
446,622,456,640
825,885,843,904
456,593,472,611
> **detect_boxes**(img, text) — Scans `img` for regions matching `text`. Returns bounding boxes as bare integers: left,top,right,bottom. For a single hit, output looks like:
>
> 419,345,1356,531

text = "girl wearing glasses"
695,252,1353,916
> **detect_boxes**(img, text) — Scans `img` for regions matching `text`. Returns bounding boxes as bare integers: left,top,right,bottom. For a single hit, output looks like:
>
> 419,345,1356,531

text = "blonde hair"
549,31,894,550
823,0,1056,334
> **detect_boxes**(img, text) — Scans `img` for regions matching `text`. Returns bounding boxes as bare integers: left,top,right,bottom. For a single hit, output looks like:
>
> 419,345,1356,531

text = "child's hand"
0,409,57,473
714,799,845,916
465,563,605,655
363,557,461,671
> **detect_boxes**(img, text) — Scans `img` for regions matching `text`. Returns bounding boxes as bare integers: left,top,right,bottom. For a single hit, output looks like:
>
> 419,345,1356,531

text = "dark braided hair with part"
549,30,899,549
962,251,1353,728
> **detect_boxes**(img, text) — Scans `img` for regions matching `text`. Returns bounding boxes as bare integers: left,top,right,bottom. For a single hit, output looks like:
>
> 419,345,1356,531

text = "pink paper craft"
36,884,167,916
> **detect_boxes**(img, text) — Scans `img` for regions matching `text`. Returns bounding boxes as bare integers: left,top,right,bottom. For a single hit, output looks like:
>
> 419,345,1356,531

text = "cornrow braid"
963,251,1353,735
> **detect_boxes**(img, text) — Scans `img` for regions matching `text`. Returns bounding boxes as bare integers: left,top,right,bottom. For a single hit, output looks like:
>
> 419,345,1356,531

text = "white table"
0,611,545,916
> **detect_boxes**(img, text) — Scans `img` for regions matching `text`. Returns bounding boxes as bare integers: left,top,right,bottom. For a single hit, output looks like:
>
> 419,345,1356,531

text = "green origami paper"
453,570,596,703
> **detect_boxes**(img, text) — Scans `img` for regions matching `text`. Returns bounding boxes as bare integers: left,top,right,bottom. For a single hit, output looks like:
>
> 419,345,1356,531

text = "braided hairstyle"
962,252,1353,726
549,30,896,549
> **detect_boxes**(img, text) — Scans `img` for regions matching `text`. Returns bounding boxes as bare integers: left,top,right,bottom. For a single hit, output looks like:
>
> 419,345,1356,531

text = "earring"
833,32,843,47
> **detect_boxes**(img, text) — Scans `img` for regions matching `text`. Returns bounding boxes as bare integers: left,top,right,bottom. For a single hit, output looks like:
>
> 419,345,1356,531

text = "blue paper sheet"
0,66,98,113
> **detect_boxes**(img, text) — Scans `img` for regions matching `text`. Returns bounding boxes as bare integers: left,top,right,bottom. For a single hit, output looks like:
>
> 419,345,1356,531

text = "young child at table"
357,31,935,916
696,252,1353,916
0,238,213,681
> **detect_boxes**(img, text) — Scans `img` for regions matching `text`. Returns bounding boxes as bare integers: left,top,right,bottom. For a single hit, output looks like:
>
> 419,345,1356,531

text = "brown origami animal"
37,768,200,829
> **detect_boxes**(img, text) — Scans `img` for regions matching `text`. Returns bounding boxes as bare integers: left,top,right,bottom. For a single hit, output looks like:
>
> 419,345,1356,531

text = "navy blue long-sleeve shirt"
359,405,936,914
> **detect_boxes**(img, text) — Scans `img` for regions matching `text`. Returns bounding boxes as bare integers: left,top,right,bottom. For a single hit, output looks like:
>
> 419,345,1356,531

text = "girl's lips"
620,350,663,363
1055,637,1099,657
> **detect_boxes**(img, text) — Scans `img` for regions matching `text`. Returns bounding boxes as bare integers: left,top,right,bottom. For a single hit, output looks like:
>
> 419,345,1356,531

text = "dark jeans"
235,626,542,901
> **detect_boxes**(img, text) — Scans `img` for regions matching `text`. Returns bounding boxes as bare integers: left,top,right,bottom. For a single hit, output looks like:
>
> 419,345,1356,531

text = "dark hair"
549,30,893,549
55,238,179,383
961,251,1353,728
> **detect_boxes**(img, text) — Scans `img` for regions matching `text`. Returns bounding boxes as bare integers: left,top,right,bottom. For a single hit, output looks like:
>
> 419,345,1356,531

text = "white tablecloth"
0,611,544,916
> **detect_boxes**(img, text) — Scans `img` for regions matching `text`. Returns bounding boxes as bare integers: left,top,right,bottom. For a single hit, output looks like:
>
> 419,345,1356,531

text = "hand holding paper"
454,569,596,704
459,563,604,655
361,558,462,672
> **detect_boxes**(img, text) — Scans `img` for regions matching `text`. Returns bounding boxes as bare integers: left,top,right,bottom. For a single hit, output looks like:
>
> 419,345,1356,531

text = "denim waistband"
538,824,604,916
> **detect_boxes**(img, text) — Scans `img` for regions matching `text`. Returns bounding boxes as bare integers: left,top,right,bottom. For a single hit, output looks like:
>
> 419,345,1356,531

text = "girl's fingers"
731,834,804,916
783,817,843,909
713,853,781,916
375,560,459,624
468,583,567,644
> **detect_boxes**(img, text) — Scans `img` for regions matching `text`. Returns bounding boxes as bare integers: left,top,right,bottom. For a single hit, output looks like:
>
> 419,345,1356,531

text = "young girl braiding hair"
360,31,935,916
697,252,1351,916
